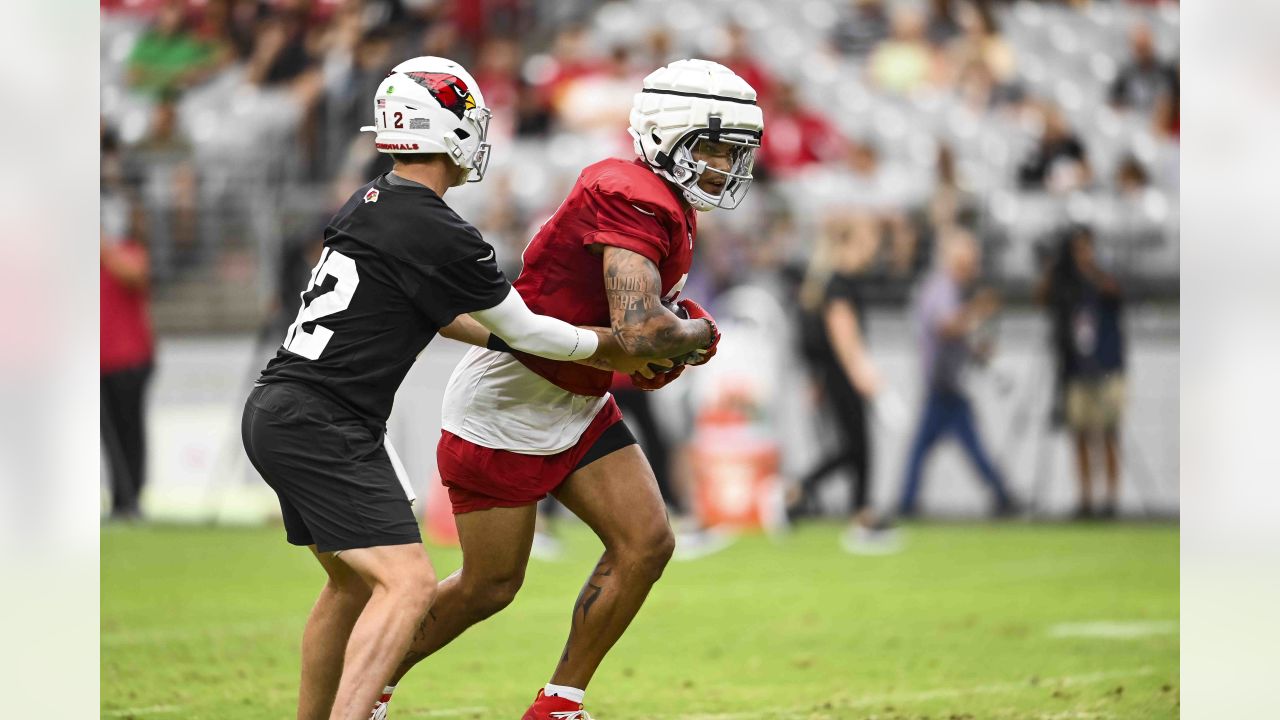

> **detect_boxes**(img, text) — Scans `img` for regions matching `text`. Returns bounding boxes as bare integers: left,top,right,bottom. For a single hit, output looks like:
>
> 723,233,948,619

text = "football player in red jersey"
372,59,763,720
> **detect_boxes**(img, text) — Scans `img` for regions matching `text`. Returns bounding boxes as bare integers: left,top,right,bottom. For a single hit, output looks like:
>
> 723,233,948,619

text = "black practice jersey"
258,173,510,429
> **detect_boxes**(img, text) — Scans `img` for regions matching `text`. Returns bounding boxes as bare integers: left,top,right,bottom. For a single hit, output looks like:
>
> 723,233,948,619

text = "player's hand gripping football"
670,298,720,366
627,299,719,390
579,327,675,378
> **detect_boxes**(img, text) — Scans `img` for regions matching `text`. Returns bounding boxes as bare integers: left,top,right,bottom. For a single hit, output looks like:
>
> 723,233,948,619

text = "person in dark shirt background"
793,224,898,553
1110,22,1178,116
1018,102,1091,193
1037,226,1127,519
831,0,892,60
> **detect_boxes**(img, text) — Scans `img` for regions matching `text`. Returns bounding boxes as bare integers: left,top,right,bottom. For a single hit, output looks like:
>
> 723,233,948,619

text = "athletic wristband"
486,333,513,353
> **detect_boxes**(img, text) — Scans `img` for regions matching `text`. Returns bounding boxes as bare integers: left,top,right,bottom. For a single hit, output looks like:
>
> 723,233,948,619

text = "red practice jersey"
513,158,696,396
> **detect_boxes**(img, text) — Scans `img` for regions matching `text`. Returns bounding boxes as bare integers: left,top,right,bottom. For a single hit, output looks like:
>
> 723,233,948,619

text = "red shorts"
437,397,624,514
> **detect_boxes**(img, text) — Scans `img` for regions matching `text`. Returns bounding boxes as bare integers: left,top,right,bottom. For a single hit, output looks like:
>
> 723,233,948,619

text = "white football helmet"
361,56,492,186
629,59,764,211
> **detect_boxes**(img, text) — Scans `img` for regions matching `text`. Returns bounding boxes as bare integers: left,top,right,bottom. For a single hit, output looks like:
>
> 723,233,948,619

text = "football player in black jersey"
241,56,664,720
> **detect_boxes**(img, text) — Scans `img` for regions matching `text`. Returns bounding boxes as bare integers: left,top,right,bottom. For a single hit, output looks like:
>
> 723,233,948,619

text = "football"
648,300,692,372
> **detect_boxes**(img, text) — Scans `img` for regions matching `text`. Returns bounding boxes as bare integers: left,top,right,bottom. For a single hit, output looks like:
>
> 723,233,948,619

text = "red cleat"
520,689,593,720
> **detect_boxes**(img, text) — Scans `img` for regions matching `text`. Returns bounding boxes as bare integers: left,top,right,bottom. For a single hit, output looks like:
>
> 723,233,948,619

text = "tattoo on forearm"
602,247,710,358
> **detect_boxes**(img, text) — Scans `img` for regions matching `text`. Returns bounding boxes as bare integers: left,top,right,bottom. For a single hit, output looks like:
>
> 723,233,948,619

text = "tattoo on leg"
412,609,437,645
401,609,437,668
576,565,612,622
560,561,614,665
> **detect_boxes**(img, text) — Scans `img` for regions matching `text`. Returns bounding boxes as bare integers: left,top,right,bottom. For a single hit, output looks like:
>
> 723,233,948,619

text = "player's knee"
387,560,438,611
620,526,675,584
649,528,677,578
485,574,525,613
326,575,372,607
463,570,524,616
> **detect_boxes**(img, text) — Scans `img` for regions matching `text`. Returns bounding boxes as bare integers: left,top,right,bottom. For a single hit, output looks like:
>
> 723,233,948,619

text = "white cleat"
841,524,903,556
369,700,388,719
529,530,565,561
673,527,735,561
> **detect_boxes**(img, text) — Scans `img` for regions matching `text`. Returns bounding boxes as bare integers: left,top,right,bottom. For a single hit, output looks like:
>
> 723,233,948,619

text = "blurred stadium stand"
101,0,1179,331
100,0,1179,521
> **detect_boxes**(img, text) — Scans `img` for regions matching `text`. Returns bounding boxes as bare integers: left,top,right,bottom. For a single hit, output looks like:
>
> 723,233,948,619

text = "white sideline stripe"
843,666,1156,706
1048,620,1178,639
103,705,182,716
675,667,1157,719
1018,707,1111,712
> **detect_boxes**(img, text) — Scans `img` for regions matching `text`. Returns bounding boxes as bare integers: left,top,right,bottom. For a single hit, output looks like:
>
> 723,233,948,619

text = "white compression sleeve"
470,289,599,361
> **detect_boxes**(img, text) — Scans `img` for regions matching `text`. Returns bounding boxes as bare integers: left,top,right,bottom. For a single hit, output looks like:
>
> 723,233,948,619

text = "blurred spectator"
867,6,945,95
792,224,898,553
946,1,1020,110
925,0,962,47
131,89,198,282
554,45,641,154
472,38,523,141
193,0,262,61
1017,102,1091,192
127,0,221,95
831,0,891,61
322,23,396,176
537,24,600,110
641,27,676,70
898,230,1016,517
949,1,1016,81
558,44,640,132
452,0,534,48
1115,154,1150,196
714,24,775,107
851,141,918,275
514,79,555,138
801,141,918,276
1152,62,1180,141
1109,23,1178,116
1036,227,1127,519
928,144,979,237
101,130,156,522
757,84,845,178
246,11,314,87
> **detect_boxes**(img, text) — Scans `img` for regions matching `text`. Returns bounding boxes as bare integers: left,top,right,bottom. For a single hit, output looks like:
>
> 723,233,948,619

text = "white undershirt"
441,347,609,454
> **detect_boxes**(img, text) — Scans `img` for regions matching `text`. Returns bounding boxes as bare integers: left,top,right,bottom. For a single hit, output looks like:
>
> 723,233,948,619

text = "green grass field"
102,522,1178,719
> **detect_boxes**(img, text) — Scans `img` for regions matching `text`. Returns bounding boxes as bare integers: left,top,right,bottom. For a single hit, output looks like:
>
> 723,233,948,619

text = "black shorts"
241,382,421,553
575,419,638,471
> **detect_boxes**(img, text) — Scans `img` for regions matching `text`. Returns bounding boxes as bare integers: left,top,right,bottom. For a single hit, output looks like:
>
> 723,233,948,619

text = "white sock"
544,683,585,704
381,685,396,700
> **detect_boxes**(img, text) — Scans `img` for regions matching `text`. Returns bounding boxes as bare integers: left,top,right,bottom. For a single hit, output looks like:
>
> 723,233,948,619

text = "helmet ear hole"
651,131,662,145
454,128,471,140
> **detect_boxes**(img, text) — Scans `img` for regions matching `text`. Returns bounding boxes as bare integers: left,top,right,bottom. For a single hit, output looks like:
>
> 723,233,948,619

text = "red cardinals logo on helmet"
404,72,477,120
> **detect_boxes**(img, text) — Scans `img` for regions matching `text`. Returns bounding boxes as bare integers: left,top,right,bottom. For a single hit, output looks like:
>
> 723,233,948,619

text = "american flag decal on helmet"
404,72,476,120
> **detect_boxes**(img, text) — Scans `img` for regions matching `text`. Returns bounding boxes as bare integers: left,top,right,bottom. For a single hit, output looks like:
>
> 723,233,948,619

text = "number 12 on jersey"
283,248,360,360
